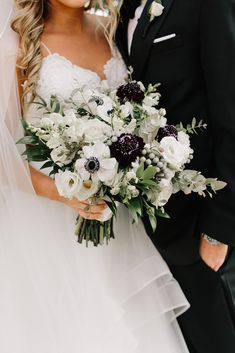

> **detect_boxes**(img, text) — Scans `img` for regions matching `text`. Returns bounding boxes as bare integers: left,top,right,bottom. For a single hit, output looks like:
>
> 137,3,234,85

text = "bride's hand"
29,167,107,220
64,198,107,220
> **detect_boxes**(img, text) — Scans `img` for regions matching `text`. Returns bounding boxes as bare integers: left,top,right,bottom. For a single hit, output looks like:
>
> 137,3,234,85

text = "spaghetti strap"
41,42,52,55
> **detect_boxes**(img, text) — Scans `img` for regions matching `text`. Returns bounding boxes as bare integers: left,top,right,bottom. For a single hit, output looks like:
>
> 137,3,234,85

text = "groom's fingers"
199,234,228,272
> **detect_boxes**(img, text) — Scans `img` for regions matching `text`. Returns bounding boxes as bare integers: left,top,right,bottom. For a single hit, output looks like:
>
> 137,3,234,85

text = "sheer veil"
0,3,191,352
0,0,34,207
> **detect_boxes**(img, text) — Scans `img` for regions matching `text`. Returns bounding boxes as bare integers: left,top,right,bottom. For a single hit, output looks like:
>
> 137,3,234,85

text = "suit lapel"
129,0,175,80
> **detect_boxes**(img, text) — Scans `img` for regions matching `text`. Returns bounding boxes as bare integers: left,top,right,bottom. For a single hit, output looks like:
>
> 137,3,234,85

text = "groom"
116,0,235,352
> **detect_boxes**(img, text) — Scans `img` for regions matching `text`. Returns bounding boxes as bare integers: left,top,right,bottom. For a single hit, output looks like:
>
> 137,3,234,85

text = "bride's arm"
29,166,106,219
17,69,105,220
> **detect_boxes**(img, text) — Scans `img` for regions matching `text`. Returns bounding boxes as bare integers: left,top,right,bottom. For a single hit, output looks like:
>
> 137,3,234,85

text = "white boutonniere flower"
149,0,164,22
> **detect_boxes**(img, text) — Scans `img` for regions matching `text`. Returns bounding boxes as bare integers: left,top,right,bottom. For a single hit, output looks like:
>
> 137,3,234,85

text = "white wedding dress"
0,39,190,353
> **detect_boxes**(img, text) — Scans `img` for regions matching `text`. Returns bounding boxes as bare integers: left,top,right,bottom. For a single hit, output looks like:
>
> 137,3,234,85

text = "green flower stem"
75,216,114,246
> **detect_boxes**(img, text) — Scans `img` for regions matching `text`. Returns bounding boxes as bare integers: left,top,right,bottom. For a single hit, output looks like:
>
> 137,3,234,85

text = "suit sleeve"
199,0,235,245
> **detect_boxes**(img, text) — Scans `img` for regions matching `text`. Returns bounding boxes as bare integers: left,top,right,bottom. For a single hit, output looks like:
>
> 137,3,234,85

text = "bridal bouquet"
18,78,226,246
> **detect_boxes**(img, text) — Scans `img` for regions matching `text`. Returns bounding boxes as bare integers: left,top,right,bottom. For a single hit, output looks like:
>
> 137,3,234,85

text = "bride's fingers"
78,207,104,216
80,200,107,207
79,204,107,213
78,211,102,220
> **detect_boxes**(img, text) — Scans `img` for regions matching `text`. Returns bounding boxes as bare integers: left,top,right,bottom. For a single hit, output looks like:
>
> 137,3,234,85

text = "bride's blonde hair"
11,0,120,103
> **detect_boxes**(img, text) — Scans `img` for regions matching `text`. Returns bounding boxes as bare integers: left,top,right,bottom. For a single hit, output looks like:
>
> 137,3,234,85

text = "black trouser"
169,249,235,353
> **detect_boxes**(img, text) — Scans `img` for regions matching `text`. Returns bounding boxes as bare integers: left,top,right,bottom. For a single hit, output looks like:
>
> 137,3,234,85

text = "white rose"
80,118,112,143
160,136,191,170
55,171,83,199
139,113,166,143
150,2,164,21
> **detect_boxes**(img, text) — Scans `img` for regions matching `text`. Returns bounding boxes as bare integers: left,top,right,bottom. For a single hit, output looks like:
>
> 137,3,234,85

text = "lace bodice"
25,49,127,123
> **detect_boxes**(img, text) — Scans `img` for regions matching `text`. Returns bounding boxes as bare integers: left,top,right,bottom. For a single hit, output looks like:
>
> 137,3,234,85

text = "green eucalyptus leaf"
148,214,157,232
16,135,39,145
139,179,158,188
136,161,145,178
142,166,157,180
127,197,142,217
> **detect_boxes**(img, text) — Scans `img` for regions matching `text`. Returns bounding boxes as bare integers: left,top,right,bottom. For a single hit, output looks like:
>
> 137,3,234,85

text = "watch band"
203,234,222,245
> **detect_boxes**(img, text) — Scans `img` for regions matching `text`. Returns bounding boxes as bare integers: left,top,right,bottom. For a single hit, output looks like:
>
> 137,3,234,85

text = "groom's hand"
199,234,228,272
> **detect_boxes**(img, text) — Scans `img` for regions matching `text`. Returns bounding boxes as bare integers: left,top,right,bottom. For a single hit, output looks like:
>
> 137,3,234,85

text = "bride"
0,1,190,352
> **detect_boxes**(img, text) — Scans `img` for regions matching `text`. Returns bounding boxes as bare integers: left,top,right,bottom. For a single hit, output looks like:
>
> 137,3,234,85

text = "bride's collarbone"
41,22,111,80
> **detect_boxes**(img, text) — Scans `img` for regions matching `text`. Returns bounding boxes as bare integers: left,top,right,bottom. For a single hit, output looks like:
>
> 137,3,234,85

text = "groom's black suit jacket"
117,0,235,265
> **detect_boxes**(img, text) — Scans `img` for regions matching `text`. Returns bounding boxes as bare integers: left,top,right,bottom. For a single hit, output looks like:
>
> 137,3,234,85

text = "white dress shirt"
127,0,147,54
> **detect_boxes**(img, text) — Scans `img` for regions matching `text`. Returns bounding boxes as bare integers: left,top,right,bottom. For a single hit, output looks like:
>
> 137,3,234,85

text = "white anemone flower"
75,141,117,184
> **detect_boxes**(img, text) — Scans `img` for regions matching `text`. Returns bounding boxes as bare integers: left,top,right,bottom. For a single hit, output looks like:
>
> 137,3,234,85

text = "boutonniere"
149,0,164,22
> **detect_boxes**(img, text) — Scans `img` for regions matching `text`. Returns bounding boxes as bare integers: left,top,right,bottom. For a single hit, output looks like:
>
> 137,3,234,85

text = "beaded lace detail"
25,50,127,123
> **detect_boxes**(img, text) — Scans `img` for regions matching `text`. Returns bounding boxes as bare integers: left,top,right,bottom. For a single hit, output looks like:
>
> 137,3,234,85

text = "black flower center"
84,157,100,174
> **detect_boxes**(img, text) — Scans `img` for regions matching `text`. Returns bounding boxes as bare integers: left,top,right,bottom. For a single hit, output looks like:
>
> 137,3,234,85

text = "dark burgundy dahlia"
110,133,145,167
157,125,178,141
116,82,145,104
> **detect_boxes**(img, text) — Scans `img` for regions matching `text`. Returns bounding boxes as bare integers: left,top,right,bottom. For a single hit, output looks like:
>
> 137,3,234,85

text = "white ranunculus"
75,141,117,184
55,170,83,199
79,118,112,143
50,145,72,166
178,131,190,147
160,136,191,170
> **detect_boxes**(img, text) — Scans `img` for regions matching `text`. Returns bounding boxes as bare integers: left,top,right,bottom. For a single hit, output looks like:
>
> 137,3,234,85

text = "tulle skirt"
0,189,189,353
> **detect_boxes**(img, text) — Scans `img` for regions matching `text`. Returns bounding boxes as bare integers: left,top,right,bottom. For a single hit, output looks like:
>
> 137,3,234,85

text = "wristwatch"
203,234,222,245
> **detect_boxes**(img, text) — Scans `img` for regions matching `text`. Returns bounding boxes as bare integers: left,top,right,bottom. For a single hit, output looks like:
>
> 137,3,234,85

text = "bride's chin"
51,0,90,9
